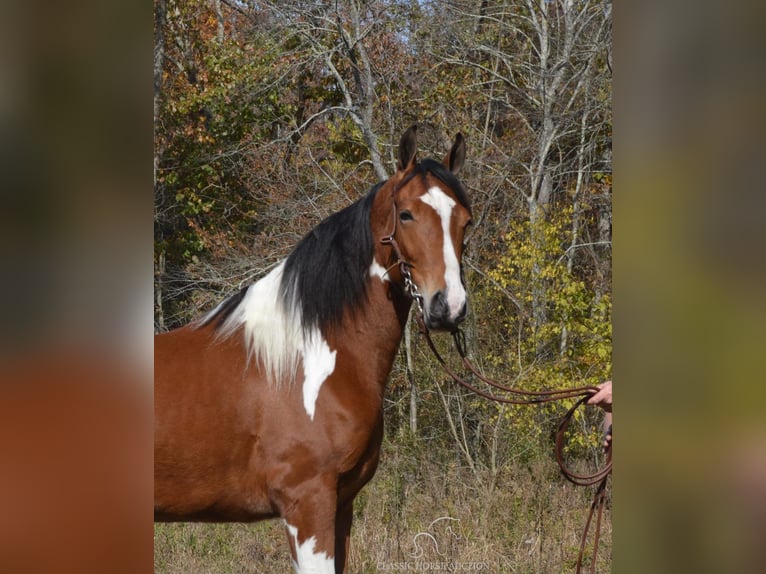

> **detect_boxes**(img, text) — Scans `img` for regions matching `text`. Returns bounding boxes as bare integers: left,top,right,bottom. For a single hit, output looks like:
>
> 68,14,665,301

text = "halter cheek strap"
379,178,425,316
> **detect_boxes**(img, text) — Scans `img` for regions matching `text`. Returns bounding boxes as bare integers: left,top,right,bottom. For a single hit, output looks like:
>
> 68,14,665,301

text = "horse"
154,125,472,574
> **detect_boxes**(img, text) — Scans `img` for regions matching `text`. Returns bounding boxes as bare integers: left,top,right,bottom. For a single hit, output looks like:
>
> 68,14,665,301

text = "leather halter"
379,175,425,316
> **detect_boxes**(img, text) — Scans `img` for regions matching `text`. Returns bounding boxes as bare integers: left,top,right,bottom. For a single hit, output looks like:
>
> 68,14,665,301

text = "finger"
587,389,606,404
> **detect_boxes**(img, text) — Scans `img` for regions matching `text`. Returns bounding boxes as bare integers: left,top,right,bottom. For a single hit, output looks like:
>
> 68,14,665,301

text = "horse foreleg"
281,479,338,574
334,500,354,574
284,521,335,574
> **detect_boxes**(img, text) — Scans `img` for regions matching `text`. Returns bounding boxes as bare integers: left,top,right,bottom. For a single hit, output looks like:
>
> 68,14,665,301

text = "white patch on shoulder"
419,186,466,319
369,258,390,282
301,330,336,420
286,523,335,574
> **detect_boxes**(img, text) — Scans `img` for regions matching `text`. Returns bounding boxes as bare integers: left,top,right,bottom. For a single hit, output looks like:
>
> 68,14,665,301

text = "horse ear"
443,133,466,174
397,125,418,171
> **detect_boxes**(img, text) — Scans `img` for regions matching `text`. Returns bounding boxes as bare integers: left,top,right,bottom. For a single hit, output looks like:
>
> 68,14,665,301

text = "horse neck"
346,180,413,374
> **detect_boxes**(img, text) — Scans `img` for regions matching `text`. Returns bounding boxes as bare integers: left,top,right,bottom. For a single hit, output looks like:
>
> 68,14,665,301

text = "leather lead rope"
420,317,612,574
555,394,612,574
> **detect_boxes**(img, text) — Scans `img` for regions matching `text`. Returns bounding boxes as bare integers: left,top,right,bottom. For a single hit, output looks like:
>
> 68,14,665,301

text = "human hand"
587,380,612,413
588,381,612,453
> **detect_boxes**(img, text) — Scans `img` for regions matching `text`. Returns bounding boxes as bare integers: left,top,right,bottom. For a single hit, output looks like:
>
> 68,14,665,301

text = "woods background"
153,0,612,571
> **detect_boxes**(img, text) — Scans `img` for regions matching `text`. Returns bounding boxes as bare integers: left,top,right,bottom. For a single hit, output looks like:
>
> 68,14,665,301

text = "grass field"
154,445,611,573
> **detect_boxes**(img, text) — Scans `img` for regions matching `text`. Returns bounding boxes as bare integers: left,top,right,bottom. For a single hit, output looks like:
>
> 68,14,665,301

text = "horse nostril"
430,290,448,318
456,303,467,322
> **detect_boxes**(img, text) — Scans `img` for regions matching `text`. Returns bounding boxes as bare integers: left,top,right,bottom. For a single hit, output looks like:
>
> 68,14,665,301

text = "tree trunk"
213,0,224,43
405,312,417,435
338,1,388,180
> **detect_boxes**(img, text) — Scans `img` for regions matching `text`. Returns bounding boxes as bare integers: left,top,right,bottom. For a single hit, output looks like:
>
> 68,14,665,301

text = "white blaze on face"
419,186,466,319
286,523,335,574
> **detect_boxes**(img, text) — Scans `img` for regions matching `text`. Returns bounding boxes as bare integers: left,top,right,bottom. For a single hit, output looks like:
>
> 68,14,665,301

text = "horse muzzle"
423,289,467,331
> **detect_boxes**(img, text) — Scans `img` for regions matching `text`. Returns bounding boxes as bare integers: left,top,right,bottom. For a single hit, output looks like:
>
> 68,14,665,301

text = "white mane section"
202,262,338,415
209,261,303,385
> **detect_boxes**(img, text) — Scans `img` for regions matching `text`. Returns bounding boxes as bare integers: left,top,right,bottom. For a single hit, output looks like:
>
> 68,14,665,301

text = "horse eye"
399,210,414,222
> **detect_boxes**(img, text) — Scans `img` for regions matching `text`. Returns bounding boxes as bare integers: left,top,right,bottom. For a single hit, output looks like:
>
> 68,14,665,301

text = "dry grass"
154,447,611,573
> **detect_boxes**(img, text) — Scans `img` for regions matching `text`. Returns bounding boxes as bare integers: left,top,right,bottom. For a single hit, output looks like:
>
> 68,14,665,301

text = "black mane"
280,183,382,335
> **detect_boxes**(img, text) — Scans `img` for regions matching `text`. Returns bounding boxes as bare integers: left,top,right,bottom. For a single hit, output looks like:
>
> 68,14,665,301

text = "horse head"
387,125,472,331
